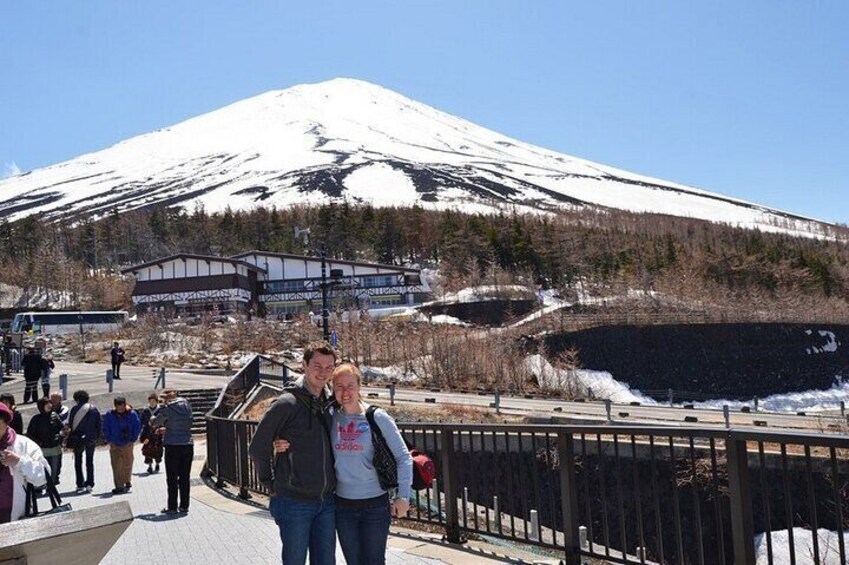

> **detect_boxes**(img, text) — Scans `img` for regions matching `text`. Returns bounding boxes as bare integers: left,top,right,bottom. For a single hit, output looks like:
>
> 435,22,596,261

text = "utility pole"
321,245,330,342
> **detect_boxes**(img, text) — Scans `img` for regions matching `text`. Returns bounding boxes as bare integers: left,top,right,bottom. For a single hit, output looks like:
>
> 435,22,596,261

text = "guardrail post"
106,369,113,392
668,388,674,407
558,430,580,565
494,390,501,414
59,374,68,399
440,428,463,544
390,383,396,406
841,400,845,418
753,397,759,412
605,399,612,422
727,434,756,565
723,405,730,428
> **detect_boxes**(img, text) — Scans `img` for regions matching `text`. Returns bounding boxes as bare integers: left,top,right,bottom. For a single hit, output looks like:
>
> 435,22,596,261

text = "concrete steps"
177,388,221,434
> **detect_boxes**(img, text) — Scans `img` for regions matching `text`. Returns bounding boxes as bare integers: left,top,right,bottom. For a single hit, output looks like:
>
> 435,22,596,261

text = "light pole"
320,246,330,342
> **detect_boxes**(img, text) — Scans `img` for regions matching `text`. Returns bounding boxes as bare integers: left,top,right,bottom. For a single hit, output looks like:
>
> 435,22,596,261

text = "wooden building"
122,251,429,316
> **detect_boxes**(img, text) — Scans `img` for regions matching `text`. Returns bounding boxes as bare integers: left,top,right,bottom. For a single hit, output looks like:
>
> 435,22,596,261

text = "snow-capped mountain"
0,78,834,237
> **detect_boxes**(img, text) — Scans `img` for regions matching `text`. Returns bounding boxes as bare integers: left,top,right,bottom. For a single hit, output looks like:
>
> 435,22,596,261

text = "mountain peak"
0,78,833,239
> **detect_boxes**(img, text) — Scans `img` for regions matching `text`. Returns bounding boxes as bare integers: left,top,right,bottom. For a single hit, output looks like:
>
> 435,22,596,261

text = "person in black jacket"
248,341,337,565
20,348,42,403
66,389,102,494
26,397,65,486
0,394,23,435
110,342,125,380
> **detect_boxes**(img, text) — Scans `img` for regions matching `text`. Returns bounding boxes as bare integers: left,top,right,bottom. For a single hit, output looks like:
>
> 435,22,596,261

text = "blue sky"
2,1,847,223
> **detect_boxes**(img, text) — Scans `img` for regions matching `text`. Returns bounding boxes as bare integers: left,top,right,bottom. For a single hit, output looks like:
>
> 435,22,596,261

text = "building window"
265,280,306,293
360,275,397,288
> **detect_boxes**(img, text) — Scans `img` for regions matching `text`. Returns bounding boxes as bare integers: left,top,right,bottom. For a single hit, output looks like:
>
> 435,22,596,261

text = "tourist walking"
249,341,337,565
274,363,413,565
20,348,42,404
40,353,54,397
110,342,125,379
66,390,102,493
103,396,141,494
151,389,193,514
0,402,48,523
26,397,65,487
0,394,23,435
139,392,163,474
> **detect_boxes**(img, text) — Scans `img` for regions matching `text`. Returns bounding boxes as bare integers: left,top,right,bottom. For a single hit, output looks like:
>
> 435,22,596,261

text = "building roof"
230,250,421,273
120,254,267,275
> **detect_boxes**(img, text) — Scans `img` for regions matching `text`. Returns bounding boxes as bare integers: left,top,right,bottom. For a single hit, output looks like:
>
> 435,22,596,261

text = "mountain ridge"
0,78,832,238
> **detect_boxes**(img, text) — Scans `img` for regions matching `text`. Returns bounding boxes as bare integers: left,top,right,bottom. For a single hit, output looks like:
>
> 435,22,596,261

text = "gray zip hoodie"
248,378,335,502
150,397,193,445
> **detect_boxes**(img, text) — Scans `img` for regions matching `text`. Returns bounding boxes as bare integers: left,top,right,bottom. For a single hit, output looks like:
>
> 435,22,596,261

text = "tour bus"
10,311,129,335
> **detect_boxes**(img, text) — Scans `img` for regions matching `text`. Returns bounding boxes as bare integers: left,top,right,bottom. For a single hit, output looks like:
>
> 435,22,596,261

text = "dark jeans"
74,442,96,488
164,444,193,510
335,495,391,565
111,362,122,378
23,379,39,403
45,454,61,485
269,494,336,565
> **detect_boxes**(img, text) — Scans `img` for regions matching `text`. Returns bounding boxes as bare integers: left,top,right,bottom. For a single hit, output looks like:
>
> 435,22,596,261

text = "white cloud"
2,162,21,178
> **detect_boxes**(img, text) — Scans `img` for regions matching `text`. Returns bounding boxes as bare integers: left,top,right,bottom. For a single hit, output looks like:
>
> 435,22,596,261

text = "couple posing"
249,342,413,565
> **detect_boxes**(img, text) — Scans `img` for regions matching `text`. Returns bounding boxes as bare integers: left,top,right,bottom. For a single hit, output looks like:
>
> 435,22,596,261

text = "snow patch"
756,528,849,564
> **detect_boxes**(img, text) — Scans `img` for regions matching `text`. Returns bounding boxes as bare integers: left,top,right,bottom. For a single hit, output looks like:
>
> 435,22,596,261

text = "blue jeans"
335,495,392,565
269,494,336,565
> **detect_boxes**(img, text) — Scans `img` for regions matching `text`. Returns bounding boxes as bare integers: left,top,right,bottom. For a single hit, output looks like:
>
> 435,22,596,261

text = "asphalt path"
361,385,849,432
2,360,844,433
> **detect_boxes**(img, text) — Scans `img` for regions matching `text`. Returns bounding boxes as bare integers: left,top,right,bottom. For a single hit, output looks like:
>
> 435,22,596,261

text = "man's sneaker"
147,465,153,474
112,487,125,494
75,487,86,494
178,507,189,513
161,508,178,515
84,486,92,493
124,483,131,492
154,463,160,473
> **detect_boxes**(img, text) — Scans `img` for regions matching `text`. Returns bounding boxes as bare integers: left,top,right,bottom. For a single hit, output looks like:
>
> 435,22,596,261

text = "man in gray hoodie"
249,342,337,565
151,389,193,514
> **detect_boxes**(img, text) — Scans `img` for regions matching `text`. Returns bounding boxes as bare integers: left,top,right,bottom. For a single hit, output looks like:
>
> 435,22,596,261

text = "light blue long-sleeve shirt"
332,405,413,500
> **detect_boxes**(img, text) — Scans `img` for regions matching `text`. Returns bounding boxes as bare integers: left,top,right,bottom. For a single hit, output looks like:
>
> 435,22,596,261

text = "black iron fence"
206,413,849,565
209,354,289,418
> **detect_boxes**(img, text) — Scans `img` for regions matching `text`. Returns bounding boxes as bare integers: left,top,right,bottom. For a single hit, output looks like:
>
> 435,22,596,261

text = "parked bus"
10,311,129,335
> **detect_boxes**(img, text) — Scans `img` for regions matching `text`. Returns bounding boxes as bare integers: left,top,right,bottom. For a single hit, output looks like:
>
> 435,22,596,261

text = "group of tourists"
250,341,414,565
0,385,194,524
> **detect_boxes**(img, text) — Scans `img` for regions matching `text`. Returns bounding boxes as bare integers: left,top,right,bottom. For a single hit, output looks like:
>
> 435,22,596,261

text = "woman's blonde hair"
332,363,362,386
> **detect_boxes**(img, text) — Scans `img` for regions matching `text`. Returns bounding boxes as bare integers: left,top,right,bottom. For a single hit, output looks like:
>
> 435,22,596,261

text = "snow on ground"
693,379,849,413
427,314,470,326
437,285,533,304
0,282,77,309
525,354,656,404
756,528,849,564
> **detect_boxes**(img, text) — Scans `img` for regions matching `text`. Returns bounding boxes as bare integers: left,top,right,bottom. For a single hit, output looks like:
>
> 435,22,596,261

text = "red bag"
409,448,435,490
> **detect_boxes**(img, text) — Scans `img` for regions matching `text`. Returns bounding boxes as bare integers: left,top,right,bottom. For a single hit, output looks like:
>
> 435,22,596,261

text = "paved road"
3,359,844,433
361,386,849,432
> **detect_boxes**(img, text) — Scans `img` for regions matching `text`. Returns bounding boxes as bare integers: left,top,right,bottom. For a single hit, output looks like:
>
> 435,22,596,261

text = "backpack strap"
365,405,384,441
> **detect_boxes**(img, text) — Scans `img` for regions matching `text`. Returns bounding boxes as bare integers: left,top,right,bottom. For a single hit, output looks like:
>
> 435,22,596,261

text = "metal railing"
206,413,849,564
209,354,289,418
